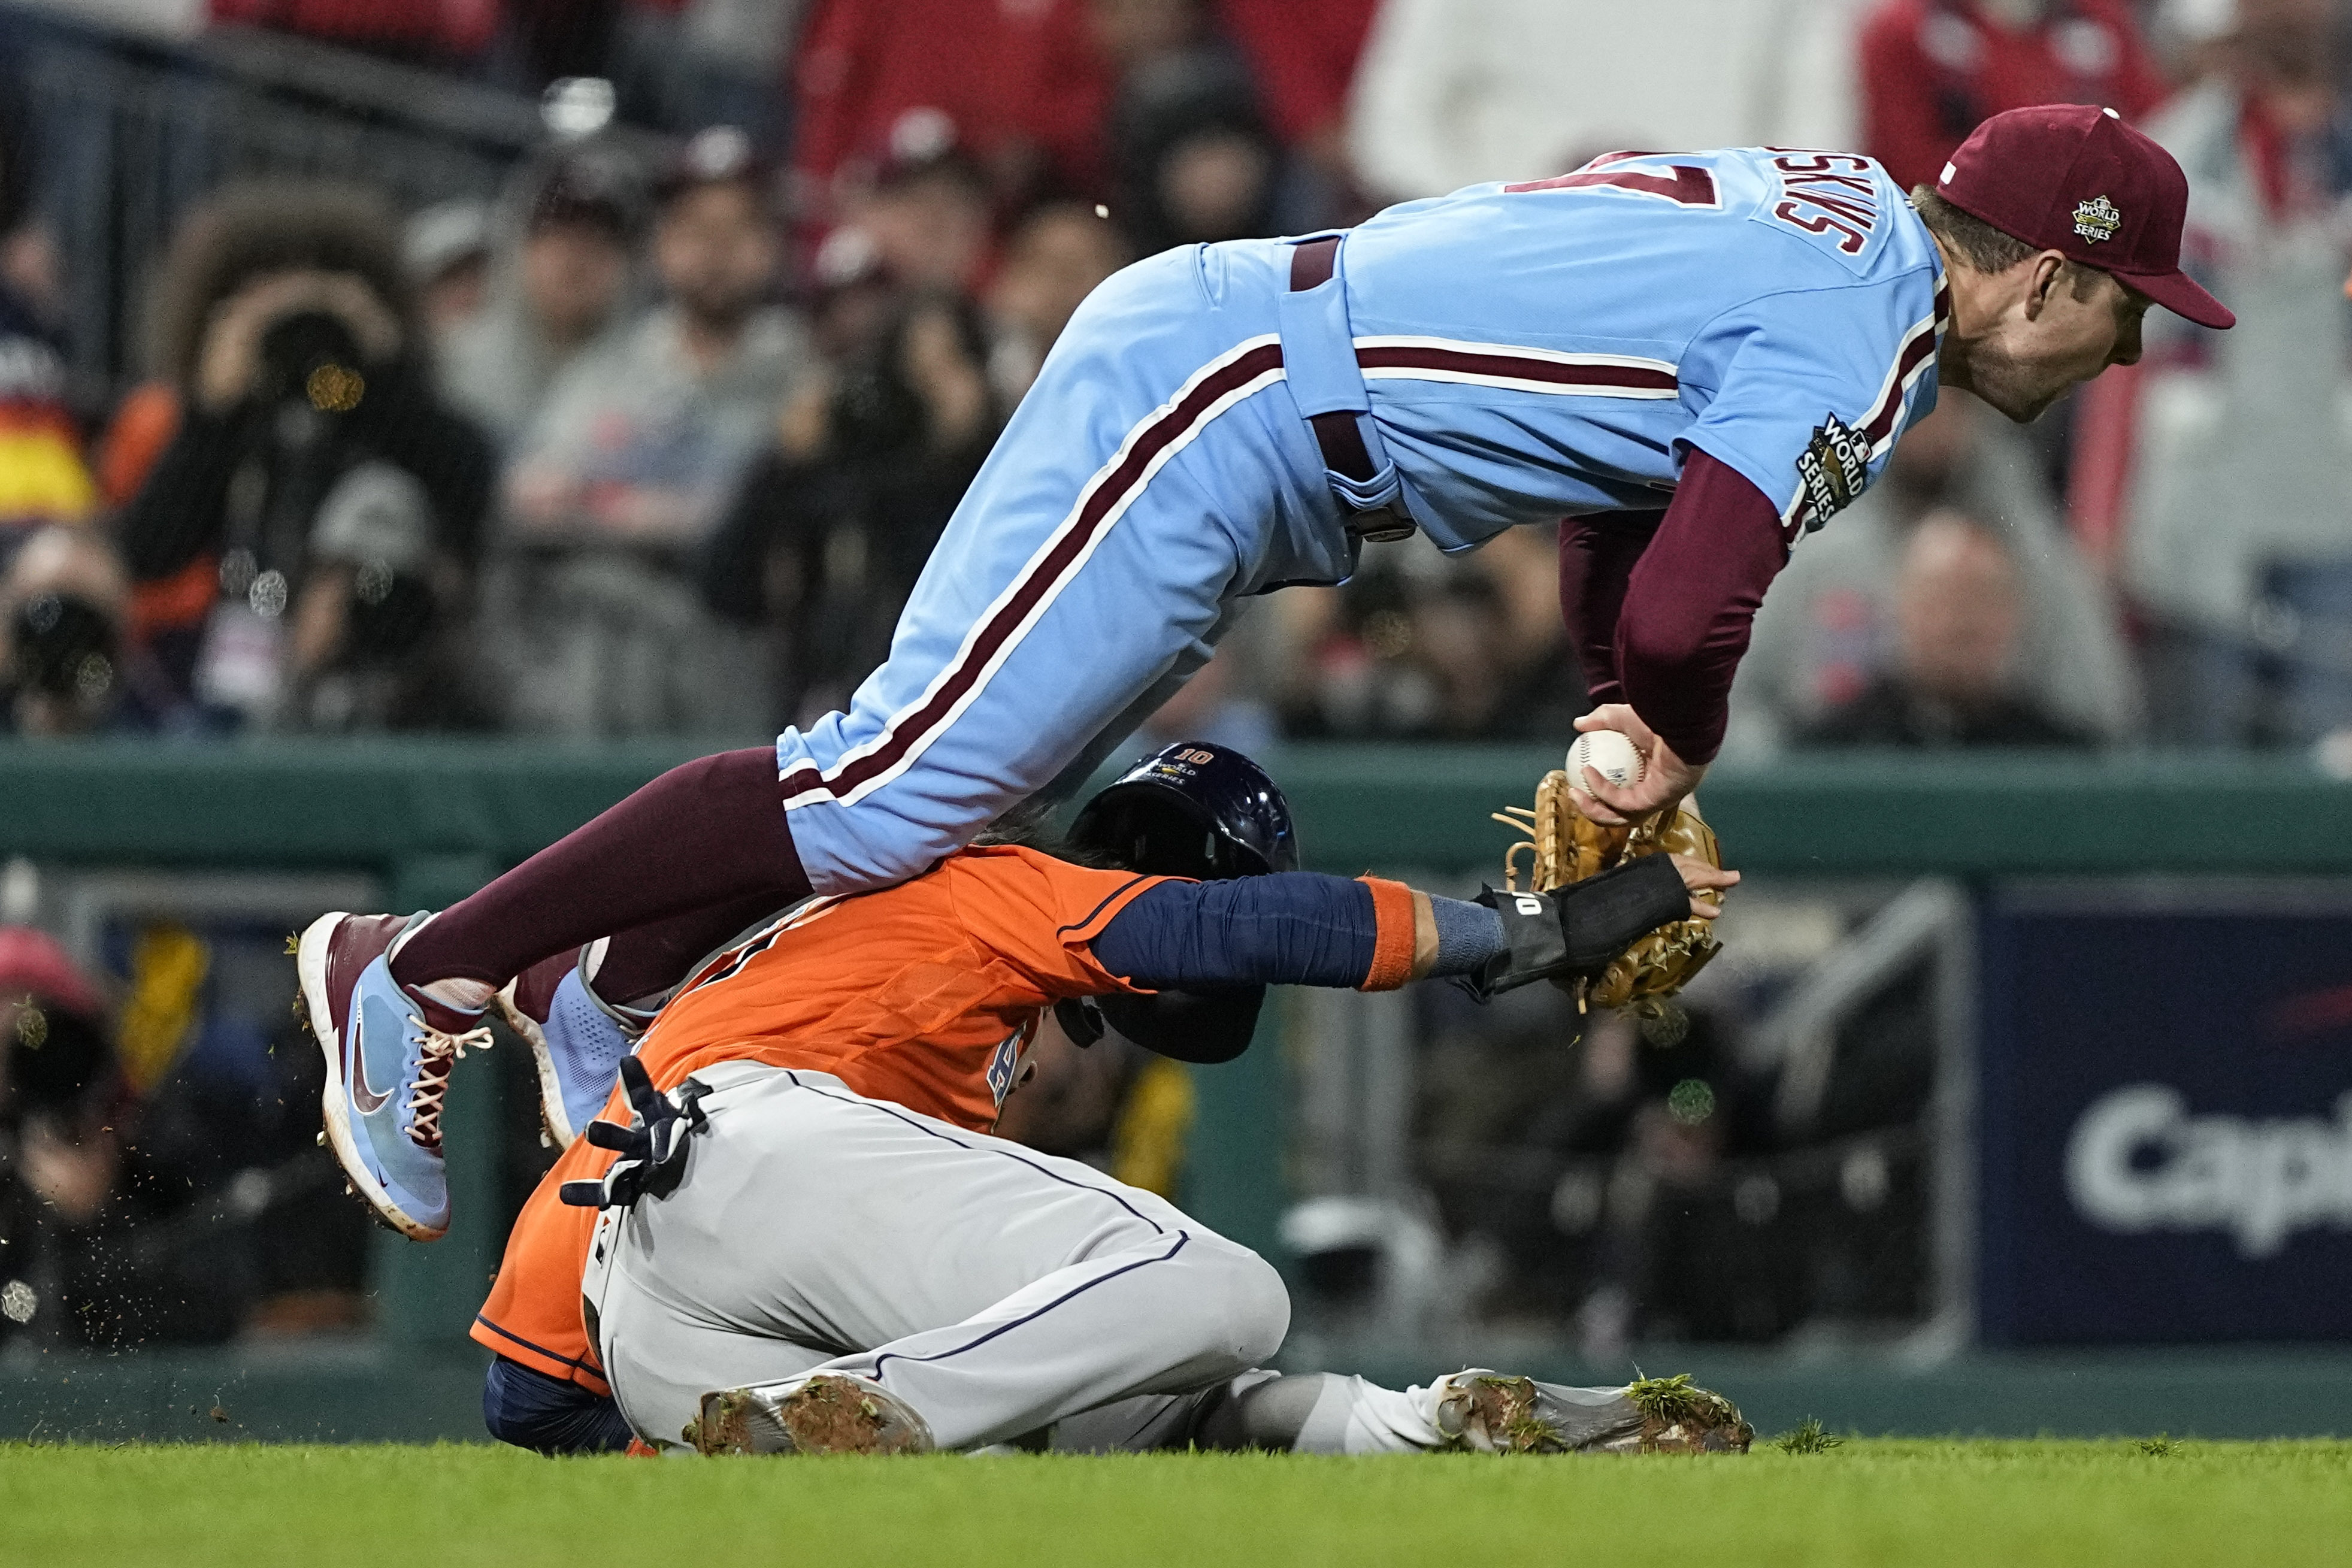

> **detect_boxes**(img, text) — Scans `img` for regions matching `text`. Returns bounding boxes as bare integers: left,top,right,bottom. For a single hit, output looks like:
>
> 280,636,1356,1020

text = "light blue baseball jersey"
771,146,1952,896
1339,146,1950,550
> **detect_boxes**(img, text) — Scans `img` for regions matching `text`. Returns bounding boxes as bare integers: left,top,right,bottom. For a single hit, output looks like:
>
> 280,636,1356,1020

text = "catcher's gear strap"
1554,853,1691,971
1467,854,1689,999
1357,876,1418,991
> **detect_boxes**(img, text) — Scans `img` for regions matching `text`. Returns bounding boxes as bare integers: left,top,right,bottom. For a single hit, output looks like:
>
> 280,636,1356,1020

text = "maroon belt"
1288,237,1377,485
1289,236,1413,541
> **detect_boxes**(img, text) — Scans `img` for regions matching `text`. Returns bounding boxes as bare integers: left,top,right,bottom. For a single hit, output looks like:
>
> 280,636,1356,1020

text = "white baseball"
1568,728,1645,791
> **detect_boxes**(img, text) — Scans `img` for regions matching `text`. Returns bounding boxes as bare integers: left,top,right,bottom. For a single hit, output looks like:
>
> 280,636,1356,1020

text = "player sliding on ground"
468,744,1747,1458
301,105,2232,1241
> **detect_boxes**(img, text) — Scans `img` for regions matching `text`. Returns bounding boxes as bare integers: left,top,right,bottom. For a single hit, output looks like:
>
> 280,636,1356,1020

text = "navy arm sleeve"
1089,874,1378,991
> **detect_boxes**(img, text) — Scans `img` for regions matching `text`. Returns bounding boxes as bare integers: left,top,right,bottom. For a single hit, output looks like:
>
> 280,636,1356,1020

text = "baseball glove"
1491,770,1725,1041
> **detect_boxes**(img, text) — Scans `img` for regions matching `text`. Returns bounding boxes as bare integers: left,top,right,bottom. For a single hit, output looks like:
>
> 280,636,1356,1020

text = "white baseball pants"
583,1063,1291,1452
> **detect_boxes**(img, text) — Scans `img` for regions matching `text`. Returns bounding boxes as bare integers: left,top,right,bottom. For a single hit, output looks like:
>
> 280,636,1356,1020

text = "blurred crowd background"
10,0,2352,758
2,0,2349,1366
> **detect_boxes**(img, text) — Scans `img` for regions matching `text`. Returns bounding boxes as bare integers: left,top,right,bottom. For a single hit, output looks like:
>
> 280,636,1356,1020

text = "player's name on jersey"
1762,150,1886,256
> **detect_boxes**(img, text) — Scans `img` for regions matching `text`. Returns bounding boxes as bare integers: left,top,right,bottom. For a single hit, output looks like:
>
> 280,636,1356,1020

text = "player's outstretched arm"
1086,859,1733,999
1560,449,1784,825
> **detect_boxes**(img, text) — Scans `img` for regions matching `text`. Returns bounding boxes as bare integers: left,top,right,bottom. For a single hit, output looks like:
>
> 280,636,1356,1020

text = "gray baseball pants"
583,1063,1294,1452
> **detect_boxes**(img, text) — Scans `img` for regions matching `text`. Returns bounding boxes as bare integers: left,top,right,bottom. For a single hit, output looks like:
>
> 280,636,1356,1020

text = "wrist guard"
1459,854,1690,1001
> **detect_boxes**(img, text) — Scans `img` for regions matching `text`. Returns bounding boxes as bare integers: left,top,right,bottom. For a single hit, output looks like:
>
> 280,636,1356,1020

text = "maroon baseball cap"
1935,103,2234,331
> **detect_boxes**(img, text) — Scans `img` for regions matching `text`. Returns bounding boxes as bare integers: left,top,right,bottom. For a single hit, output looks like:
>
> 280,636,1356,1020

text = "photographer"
0,526,174,735
0,926,119,1350
114,182,495,732
700,289,1000,728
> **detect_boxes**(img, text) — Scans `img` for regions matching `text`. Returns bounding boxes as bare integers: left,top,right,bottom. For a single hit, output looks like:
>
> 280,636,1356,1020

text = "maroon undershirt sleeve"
1557,508,1663,707
1557,447,1789,767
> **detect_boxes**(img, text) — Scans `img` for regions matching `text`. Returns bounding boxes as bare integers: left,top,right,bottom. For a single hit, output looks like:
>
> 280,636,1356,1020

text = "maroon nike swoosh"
349,1031,389,1114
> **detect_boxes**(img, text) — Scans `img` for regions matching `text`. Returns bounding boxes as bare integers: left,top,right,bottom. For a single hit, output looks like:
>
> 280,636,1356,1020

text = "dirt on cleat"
1438,1376,1576,1454
693,1376,932,1457
1615,1374,1754,1454
1434,1370,1753,1456
688,1390,758,1456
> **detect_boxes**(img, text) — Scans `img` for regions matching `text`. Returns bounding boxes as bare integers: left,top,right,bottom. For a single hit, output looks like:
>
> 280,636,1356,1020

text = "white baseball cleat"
493,950,645,1149
1431,1370,1752,1454
688,1373,936,1457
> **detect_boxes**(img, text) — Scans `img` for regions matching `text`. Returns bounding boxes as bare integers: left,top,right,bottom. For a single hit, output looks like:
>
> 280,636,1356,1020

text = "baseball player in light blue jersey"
303,104,2232,1242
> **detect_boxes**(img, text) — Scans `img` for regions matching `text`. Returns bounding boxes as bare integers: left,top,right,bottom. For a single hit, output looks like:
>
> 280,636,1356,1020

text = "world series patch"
1794,412,1868,529
2072,195,2121,244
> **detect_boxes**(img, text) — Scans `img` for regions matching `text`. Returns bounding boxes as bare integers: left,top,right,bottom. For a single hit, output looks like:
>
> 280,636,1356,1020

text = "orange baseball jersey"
470,844,1175,1390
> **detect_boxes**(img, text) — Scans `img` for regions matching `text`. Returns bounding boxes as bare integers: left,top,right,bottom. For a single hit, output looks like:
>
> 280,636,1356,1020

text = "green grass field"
5,1440,2349,1567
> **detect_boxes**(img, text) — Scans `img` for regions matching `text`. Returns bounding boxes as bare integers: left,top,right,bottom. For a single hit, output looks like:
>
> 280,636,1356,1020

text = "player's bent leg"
586,1065,1292,1454
768,252,1332,898
389,747,807,995
302,750,807,1222
769,1225,1288,1453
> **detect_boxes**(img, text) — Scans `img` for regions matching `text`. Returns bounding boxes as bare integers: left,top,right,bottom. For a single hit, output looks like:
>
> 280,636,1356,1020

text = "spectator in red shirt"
789,0,1112,225
1209,0,1378,175
1859,0,2170,192
208,0,502,66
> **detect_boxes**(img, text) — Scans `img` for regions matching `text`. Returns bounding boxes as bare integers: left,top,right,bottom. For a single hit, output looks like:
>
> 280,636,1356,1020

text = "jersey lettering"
1505,159,1719,209
1765,152,1883,256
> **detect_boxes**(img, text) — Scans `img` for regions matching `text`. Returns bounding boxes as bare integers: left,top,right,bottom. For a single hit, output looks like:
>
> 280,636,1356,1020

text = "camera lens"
10,593,117,700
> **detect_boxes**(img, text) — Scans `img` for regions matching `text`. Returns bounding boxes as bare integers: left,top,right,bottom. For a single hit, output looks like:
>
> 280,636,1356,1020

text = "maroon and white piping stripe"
778,335,1288,811
1782,277,1953,532
777,327,1713,813
1354,335,1681,399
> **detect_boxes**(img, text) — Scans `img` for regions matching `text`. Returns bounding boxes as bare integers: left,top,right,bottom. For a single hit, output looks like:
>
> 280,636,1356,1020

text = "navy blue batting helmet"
1070,741,1298,879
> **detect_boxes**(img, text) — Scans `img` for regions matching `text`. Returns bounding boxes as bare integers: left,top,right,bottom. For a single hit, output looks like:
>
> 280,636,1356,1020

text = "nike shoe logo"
349,1031,390,1113
348,986,397,1114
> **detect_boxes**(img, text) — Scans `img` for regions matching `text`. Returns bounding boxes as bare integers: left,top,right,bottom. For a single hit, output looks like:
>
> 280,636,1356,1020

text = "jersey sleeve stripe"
1860,279,1952,453
473,1311,610,1388
1054,873,1162,941
1784,277,1951,532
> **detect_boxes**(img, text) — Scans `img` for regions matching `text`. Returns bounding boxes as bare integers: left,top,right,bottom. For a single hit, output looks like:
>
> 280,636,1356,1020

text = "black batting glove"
559,1056,712,1210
